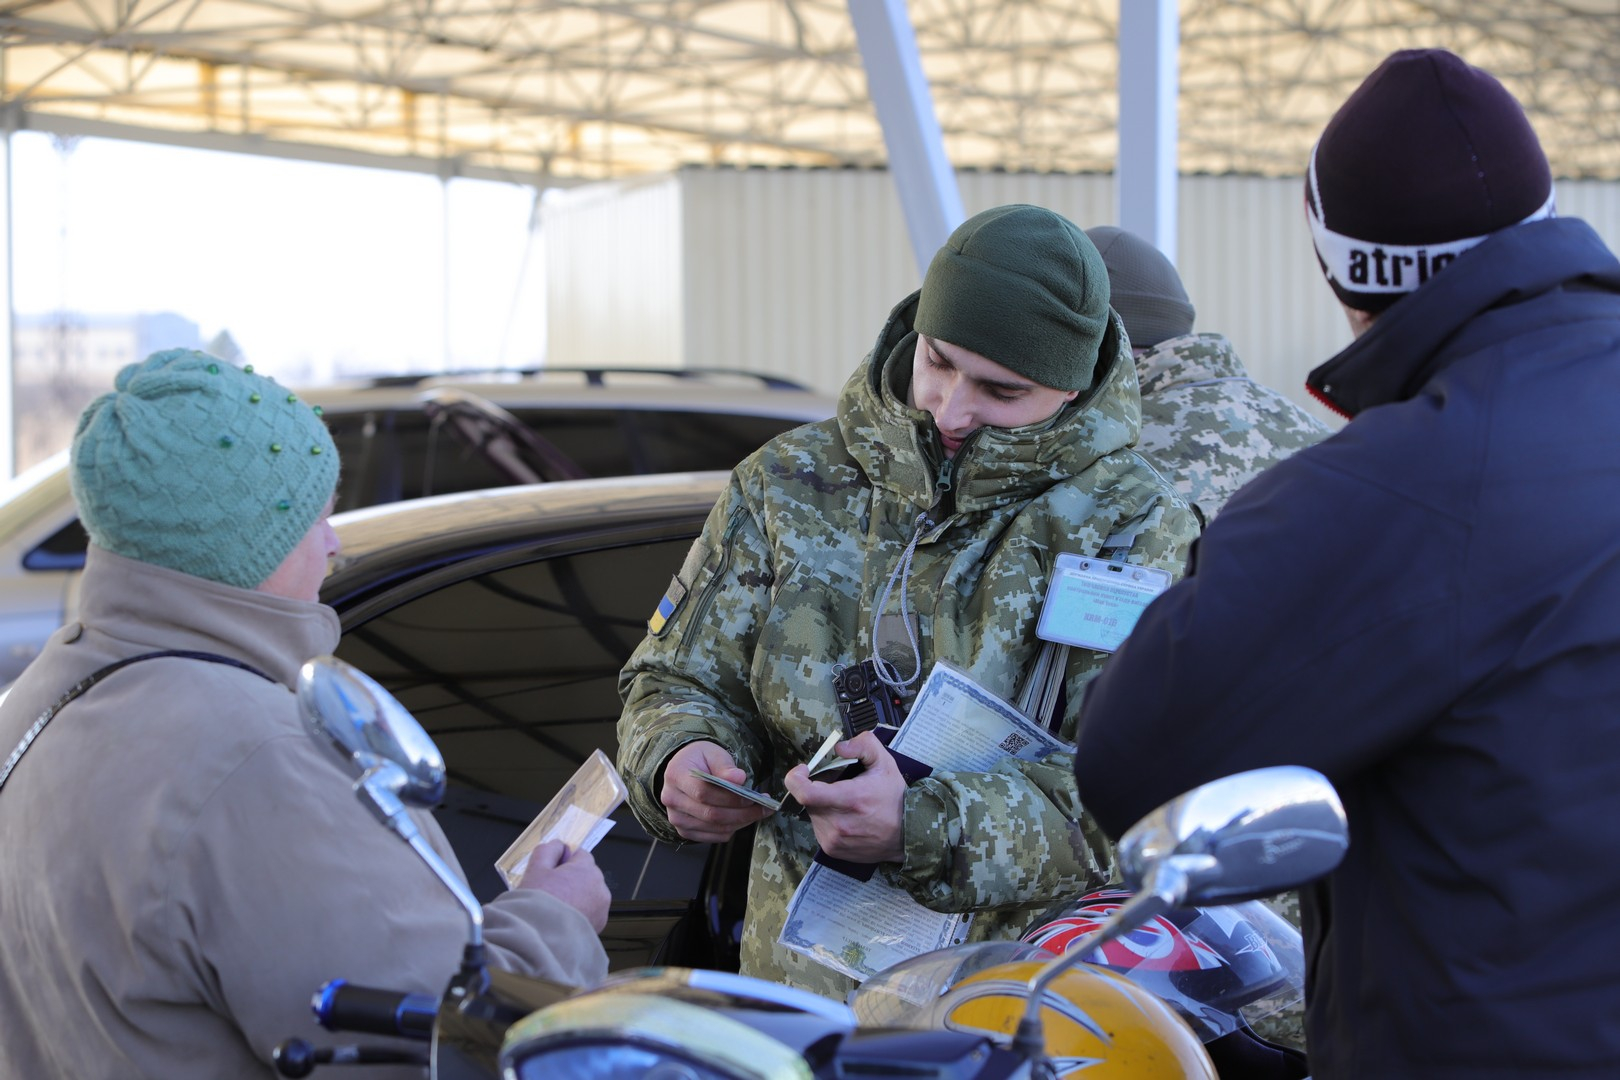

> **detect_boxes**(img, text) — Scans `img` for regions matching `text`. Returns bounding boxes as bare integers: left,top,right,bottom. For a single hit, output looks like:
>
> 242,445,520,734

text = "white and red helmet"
1022,888,1303,1042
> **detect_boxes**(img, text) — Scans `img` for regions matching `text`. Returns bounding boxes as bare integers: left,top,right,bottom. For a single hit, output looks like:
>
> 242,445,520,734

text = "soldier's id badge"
1036,553,1171,653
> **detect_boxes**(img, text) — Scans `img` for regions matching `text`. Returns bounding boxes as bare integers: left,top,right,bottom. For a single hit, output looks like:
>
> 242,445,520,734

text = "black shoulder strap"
0,650,275,795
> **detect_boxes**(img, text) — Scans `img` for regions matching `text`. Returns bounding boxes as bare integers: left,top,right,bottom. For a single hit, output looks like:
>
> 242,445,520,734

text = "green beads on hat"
207,363,220,375
310,445,323,455
270,442,283,453
219,435,234,448
250,392,261,404
277,499,291,511
312,405,324,417
243,364,254,374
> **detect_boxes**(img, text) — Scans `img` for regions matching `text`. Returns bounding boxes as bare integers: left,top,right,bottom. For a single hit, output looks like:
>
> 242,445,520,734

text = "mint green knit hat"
70,349,339,590
914,204,1111,391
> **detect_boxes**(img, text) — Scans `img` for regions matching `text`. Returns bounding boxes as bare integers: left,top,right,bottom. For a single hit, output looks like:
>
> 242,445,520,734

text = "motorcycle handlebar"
313,979,437,1041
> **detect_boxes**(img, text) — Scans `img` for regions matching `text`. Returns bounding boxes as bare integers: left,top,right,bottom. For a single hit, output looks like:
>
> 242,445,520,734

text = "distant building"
14,311,202,382
10,311,204,471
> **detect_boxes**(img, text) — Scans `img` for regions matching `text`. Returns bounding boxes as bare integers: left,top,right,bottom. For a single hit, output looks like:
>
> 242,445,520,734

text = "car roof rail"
356,366,815,393
558,366,812,392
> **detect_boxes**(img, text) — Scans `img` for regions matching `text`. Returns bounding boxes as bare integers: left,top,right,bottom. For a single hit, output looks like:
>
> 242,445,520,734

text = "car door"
326,512,745,974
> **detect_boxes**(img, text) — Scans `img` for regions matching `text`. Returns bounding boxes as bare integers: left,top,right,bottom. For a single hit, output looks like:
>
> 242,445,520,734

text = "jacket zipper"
927,455,956,525
676,507,744,665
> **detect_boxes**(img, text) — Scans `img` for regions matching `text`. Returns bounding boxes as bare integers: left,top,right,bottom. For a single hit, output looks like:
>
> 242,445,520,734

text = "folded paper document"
496,748,627,889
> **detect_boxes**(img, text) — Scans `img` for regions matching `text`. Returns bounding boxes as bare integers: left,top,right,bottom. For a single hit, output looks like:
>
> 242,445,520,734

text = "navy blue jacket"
1075,217,1620,1078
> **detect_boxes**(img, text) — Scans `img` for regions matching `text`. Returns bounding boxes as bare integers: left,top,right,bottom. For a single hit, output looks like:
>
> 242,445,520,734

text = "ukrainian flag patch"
648,575,688,636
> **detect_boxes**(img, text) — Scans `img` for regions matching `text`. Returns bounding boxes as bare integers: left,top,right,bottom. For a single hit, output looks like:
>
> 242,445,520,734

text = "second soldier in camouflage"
1086,225,1332,526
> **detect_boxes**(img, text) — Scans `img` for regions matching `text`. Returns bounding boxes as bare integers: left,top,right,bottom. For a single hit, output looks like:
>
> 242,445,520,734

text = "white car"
0,367,833,683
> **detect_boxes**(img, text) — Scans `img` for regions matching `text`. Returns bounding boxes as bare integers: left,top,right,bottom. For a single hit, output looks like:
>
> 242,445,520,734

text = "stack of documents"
778,660,1073,983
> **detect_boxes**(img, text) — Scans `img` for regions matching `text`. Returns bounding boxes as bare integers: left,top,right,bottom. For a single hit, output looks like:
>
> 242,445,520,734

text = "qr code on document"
997,731,1031,756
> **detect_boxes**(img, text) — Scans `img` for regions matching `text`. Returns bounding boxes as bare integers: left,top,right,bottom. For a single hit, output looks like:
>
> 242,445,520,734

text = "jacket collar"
76,546,342,688
836,289,1143,514
1133,332,1247,396
1306,217,1620,419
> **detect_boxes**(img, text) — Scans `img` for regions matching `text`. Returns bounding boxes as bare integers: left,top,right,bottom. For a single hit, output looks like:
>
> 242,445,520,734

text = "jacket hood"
1307,217,1620,418
836,289,1143,513
1134,332,1249,396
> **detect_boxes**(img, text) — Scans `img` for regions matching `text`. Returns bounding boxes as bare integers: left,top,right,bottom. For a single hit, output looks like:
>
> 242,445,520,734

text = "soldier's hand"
662,740,773,843
783,731,905,863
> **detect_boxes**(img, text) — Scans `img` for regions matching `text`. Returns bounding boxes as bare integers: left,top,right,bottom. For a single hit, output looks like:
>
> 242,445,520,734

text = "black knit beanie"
1306,48,1555,313
914,204,1110,391
1085,226,1196,350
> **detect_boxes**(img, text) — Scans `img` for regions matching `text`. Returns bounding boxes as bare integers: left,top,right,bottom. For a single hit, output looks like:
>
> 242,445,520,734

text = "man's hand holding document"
690,730,862,812
777,660,1072,983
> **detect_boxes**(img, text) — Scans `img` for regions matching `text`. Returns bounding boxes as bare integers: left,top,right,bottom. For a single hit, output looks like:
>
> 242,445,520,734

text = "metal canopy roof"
2,1,1619,185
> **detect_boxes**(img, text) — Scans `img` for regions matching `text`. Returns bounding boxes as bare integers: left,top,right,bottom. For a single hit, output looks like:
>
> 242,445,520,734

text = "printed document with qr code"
779,659,1073,982
885,659,1073,772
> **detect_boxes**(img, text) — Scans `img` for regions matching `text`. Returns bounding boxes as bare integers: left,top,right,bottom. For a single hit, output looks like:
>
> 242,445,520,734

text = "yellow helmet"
851,943,1214,1080
945,960,1215,1078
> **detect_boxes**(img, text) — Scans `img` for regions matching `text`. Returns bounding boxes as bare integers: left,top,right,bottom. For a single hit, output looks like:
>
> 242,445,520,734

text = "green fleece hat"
70,349,339,590
914,204,1110,391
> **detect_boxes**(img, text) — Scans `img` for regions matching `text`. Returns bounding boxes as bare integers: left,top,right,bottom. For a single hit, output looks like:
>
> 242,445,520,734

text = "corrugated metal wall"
677,170,1121,401
1176,175,1349,423
543,174,686,369
546,169,1620,423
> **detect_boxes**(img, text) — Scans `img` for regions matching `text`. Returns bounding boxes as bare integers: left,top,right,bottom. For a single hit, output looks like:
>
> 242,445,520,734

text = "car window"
329,406,805,505
516,409,806,477
331,534,705,907
22,519,89,571
326,410,525,507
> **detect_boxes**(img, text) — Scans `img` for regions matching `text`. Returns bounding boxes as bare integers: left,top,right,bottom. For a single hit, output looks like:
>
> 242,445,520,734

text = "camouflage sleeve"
895,491,1200,913
616,471,775,844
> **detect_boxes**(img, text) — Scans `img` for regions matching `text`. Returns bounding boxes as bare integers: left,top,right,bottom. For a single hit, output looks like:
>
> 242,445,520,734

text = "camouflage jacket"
617,290,1199,997
1134,332,1331,523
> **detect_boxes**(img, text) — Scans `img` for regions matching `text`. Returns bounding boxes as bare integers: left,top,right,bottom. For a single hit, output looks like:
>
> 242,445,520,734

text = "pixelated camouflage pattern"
1134,333,1332,523
618,290,1199,998
1250,890,1306,1053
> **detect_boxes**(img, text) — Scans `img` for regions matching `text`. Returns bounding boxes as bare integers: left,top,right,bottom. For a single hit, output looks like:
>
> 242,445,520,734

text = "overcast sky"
8,132,549,386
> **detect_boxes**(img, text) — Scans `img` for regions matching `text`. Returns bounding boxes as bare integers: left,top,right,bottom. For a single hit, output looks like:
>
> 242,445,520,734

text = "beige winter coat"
0,547,607,1079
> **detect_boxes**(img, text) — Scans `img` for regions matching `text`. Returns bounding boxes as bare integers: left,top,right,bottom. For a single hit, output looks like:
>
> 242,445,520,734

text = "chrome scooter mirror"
298,655,486,963
1013,765,1348,1073
1118,762,1349,905
298,655,446,807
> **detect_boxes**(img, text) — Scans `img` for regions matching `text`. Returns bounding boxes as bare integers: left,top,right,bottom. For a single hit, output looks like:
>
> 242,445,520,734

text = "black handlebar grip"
312,979,437,1040
272,1038,319,1078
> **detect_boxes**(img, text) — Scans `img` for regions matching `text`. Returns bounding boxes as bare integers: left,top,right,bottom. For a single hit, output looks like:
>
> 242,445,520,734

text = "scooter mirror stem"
451,943,492,998
357,764,486,950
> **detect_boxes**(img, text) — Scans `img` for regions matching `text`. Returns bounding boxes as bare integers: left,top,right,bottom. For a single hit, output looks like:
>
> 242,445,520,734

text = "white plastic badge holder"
496,748,628,889
1036,553,1171,654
